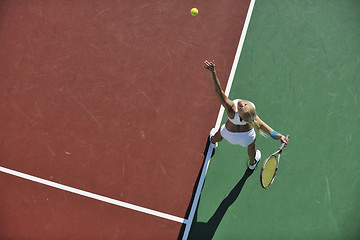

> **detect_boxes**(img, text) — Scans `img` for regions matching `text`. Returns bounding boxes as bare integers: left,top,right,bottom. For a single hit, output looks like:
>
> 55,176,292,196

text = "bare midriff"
225,120,252,132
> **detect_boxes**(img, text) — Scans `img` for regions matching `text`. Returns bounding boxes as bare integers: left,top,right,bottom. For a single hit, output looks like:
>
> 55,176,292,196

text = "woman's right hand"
204,60,215,72
280,135,289,146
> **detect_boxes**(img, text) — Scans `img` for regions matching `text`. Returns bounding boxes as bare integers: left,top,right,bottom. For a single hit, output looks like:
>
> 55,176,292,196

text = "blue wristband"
270,131,280,140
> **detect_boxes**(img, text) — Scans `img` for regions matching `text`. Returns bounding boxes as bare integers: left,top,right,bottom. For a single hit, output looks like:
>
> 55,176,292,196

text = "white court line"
181,0,256,239
0,166,187,224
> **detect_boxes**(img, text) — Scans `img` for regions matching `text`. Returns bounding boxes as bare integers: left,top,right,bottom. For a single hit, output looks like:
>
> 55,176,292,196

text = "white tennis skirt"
220,124,256,147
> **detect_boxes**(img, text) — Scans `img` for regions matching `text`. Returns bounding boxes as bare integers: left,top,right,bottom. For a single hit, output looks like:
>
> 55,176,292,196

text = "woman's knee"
213,130,223,142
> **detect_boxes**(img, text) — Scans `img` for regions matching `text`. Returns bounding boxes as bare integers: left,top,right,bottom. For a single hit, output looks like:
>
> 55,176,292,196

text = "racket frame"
260,135,289,189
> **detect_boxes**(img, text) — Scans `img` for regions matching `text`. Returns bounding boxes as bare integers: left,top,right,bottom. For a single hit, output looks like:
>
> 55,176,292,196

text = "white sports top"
228,99,256,125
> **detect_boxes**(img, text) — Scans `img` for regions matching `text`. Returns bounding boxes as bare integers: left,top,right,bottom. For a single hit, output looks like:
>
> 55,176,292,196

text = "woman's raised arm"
204,60,234,113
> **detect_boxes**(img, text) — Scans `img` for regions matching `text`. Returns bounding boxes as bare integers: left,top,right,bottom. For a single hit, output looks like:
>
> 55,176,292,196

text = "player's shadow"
187,168,254,240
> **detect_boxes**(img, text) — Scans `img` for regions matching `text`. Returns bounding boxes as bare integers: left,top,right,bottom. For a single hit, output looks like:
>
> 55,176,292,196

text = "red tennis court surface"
0,0,250,239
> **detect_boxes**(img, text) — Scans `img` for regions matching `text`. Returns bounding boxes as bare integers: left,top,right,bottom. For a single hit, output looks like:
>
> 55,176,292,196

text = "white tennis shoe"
209,128,218,148
249,150,261,170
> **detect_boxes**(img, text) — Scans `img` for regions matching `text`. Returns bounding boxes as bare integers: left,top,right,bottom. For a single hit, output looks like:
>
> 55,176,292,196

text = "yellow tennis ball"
190,8,198,16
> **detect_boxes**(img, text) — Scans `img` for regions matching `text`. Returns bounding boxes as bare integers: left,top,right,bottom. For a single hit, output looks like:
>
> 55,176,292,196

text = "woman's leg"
211,129,223,143
209,128,222,156
247,140,256,165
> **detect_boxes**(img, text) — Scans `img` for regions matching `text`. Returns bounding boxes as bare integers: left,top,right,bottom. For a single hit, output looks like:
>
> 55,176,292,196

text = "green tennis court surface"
189,0,360,239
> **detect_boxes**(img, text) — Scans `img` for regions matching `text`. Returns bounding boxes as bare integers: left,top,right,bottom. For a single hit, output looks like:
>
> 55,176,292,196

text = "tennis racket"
260,135,290,189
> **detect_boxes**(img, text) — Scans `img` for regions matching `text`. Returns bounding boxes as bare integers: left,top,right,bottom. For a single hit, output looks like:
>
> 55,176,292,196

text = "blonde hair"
242,105,268,138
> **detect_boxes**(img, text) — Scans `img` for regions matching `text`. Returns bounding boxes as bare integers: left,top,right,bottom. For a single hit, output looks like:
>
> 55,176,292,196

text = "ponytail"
248,119,268,138
242,102,267,138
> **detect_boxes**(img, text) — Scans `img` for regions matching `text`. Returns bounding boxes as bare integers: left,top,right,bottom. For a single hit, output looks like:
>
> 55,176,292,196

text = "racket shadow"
187,168,254,240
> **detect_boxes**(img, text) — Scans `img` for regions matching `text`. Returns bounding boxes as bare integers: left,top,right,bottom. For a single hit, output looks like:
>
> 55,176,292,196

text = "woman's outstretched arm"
204,60,234,113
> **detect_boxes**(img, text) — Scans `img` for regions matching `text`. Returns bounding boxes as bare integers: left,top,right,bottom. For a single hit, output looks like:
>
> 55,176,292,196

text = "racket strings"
261,155,277,188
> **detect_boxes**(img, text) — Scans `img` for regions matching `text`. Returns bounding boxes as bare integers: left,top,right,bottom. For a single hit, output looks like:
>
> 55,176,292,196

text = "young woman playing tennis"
204,60,289,170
